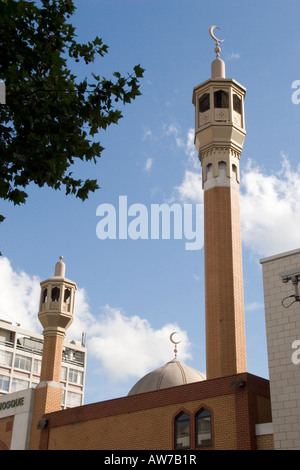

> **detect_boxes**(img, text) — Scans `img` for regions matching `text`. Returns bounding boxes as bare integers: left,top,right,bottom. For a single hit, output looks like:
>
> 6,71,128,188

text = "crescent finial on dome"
170,332,181,358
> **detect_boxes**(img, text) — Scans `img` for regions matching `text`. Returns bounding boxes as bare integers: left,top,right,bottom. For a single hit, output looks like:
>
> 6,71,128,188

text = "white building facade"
0,318,86,410
261,248,300,450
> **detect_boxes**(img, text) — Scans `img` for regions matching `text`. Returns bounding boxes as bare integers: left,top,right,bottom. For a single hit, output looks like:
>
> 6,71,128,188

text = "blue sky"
1,0,300,404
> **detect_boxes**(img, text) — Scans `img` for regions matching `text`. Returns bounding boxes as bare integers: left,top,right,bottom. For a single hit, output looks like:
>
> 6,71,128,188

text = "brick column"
204,183,246,379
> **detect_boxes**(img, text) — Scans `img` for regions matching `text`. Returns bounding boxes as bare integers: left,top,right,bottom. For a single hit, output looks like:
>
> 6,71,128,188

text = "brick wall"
29,333,65,449
40,335,64,382
204,186,246,379
256,434,274,450
37,373,271,450
29,382,62,450
0,416,13,450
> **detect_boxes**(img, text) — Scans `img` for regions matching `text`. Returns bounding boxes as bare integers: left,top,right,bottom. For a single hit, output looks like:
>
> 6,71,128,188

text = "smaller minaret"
38,256,76,350
30,257,76,449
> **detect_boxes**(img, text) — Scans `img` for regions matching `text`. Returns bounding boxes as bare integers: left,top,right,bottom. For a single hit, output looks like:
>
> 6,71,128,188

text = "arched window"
51,287,60,302
218,160,227,179
205,163,213,180
214,90,229,108
233,94,241,114
64,288,71,304
232,164,238,182
196,408,212,447
199,93,210,113
232,94,242,127
42,288,47,303
174,412,190,449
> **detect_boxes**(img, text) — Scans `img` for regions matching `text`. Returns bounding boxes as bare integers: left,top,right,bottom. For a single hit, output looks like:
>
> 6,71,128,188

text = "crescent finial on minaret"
209,26,226,78
209,25,224,59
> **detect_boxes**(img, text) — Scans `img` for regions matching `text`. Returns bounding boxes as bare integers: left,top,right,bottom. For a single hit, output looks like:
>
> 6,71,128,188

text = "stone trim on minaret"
193,27,247,380
29,257,77,449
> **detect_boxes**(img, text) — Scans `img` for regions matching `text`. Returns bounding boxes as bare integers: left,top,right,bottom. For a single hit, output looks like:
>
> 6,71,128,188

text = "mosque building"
1,27,299,451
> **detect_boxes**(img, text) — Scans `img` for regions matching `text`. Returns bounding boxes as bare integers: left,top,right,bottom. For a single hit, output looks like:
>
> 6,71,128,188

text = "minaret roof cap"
211,58,225,79
54,256,65,278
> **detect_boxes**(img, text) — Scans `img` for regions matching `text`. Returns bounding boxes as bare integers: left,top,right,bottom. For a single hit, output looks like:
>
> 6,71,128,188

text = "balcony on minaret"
193,79,246,159
194,81,245,127
40,285,73,313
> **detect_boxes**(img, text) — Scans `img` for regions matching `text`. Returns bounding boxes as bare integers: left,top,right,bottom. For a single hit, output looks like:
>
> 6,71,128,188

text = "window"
51,286,60,302
42,288,47,303
0,328,14,345
18,335,43,353
11,378,28,392
63,348,75,362
205,163,213,181
233,94,241,114
66,391,82,408
214,89,229,108
68,368,83,385
199,93,210,113
175,412,190,449
14,354,32,372
232,94,242,127
0,350,12,367
64,288,71,304
61,366,67,381
0,374,9,392
196,408,212,447
232,164,238,182
33,359,41,375
218,161,227,177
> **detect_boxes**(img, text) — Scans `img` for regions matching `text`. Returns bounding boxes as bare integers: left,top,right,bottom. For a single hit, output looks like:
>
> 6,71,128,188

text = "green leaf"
0,0,144,226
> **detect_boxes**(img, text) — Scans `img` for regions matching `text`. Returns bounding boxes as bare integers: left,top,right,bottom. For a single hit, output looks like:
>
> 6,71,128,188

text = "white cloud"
185,128,198,163
227,52,241,60
0,257,191,383
175,170,203,204
0,257,41,332
164,123,185,150
144,157,153,173
68,287,98,341
172,129,300,259
142,127,152,141
88,305,190,381
165,125,202,205
0,256,97,340
164,125,198,166
240,154,300,257
244,302,264,312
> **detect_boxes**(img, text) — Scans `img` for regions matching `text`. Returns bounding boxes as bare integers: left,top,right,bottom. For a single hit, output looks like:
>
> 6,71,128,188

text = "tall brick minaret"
30,257,76,449
192,27,247,380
